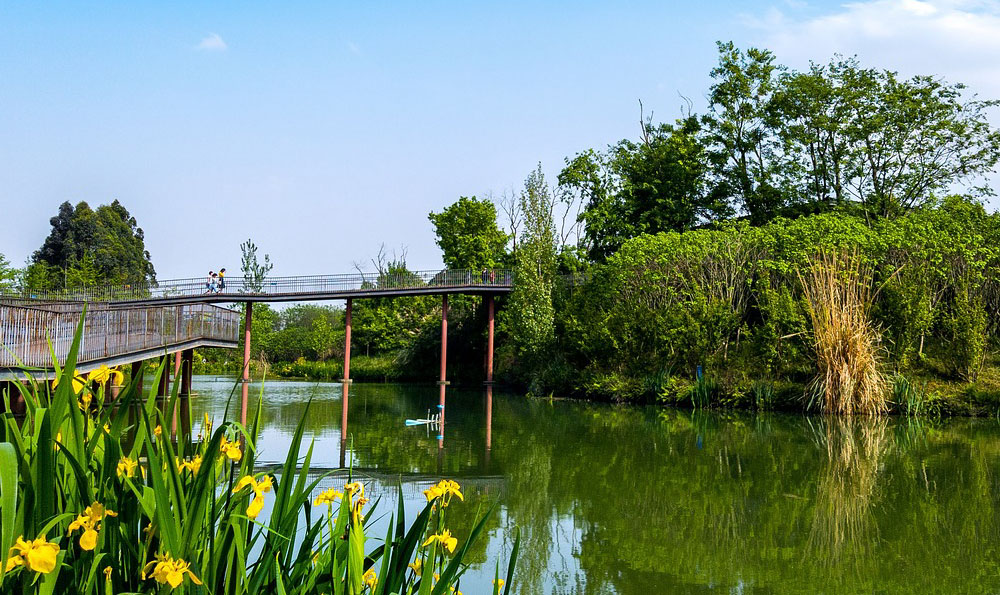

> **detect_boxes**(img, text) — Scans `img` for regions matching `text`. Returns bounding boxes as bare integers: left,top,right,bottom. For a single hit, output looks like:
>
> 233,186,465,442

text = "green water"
188,376,1000,594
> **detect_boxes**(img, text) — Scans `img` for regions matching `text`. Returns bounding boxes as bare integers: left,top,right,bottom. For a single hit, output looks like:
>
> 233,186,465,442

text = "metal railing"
0,303,241,369
0,268,514,304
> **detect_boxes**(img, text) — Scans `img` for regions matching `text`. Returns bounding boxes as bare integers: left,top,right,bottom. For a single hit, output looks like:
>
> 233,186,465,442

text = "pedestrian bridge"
0,268,511,381
5,268,512,307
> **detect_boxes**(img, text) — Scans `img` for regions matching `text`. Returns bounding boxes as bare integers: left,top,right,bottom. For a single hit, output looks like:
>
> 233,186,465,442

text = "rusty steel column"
438,295,449,448
180,349,193,437
241,303,253,427
157,357,170,436
343,299,352,382
181,349,193,397
485,384,493,451
486,295,495,384
130,360,143,393
341,299,352,458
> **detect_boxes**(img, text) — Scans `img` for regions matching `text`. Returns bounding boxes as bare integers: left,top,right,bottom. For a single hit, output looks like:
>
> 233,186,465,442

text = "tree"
561,115,728,260
704,41,789,224
240,239,273,293
32,200,156,289
0,252,16,290
428,196,509,270
506,164,558,364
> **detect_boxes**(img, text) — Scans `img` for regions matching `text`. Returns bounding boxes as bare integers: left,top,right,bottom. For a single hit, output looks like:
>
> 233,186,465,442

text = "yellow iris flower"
177,455,202,475
422,479,463,507
219,436,242,462
88,365,124,386
141,552,203,589
422,529,458,554
52,374,86,395
5,535,60,574
232,474,274,519
313,487,343,507
408,559,422,574
363,567,378,589
117,456,138,479
67,502,117,551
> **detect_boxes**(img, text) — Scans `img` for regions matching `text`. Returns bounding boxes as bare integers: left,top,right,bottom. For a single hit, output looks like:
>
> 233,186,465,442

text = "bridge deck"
1,268,513,307
0,302,240,380
0,269,512,381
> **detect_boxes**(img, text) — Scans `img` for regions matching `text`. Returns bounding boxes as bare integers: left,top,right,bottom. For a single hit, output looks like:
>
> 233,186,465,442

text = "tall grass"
0,315,517,594
800,251,888,415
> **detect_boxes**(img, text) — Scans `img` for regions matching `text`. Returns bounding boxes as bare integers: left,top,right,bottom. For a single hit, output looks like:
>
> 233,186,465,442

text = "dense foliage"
28,200,156,291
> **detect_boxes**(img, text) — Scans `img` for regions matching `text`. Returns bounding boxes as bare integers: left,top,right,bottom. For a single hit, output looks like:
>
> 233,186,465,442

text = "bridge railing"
0,268,514,303
0,303,241,369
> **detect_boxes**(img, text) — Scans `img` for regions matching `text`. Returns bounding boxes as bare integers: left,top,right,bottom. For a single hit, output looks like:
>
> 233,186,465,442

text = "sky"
2,0,1000,280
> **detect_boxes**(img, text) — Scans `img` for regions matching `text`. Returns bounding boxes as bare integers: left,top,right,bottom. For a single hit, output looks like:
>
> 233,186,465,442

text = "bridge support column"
341,299,352,462
180,349,193,437
171,352,182,438
438,295,449,449
485,295,495,384
130,361,143,395
157,357,170,436
241,303,252,428
485,384,493,452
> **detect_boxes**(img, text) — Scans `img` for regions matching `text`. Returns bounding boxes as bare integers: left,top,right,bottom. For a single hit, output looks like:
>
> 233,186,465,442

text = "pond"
187,376,1000,594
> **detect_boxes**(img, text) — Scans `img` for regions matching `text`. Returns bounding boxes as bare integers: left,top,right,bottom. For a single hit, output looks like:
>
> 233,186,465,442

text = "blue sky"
3,1,1000,279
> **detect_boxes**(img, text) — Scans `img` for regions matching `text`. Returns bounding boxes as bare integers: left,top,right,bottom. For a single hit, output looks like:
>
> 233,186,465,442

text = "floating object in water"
405,410,441,427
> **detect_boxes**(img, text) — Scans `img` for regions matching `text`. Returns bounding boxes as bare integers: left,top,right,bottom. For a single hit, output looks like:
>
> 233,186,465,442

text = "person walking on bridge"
217,268,226,293
206,271,217,293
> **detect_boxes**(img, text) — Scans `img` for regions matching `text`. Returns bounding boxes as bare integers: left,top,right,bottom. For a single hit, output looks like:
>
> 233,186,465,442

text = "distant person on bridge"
206,271,217,293
217,268,226,292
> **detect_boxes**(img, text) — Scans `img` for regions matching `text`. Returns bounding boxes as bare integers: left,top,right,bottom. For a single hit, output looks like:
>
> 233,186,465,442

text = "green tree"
704,41,789,224
240,238,273,293
0,252,16,290
31,199,156,289
428,196,508,270
561,116,728,260
506,164,558,367
775,57,1000,219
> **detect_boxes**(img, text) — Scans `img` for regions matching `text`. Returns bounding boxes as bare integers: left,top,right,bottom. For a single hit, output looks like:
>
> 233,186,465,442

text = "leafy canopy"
31,200,156,289
428,196,508,270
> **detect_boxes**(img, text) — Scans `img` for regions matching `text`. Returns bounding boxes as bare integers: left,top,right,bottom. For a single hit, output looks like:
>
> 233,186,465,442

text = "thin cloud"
746,0,1000,89
197,33,228,52
346,41,361,55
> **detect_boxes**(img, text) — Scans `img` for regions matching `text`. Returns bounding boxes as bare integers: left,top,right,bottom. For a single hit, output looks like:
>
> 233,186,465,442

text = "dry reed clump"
799,251,888,415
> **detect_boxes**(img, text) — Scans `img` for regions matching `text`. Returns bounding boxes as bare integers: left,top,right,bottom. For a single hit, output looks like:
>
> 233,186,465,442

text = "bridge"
1,268,509,444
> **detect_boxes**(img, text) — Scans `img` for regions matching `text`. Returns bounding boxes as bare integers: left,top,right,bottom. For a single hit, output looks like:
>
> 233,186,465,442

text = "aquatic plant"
0,318,517,594
800,251,888,415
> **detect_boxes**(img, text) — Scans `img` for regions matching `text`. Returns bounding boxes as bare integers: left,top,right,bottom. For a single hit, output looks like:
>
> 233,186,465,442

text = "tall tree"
428,196,509,270
561,115,728,260
775,57,1000,219
240,239,273,293
703,41,789,224
32,200,156,289
506,164,558,363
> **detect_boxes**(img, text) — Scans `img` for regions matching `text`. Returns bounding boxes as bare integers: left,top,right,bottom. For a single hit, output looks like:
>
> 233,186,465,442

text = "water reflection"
187,377,1000,594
